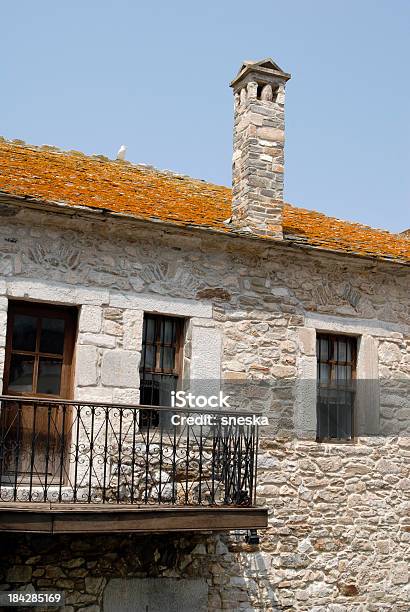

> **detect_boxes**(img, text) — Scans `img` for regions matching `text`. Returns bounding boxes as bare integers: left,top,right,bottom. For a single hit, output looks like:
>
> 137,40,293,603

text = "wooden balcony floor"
0,502,268,534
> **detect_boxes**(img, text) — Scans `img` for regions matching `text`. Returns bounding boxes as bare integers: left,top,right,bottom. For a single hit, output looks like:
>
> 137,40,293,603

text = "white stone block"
75,386,113,403
357,334,379,379
101,350,140,388
298,327,316,356
76,287,109,306
79,306,103,333
6,280,75,304
110,291,212,318
190,317,216,328
123,310,144,351
305,311,406,338
0,347,5,389
103,319,122,336
356,335,380,435
75,345,98,387
79,333,116,349
294,355,317,438
112,388,140,405
0,310,7,348
0,296,8,311
189,325,222,399
191,325,222,380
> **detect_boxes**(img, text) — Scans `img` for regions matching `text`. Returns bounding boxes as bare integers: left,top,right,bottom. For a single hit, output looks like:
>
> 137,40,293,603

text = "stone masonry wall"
0,207,409,611
0,532,244,612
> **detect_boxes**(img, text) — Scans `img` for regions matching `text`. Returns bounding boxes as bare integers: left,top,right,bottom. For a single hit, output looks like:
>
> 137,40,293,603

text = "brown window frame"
316,333,357,442
3,301,78,400
139,313,184,428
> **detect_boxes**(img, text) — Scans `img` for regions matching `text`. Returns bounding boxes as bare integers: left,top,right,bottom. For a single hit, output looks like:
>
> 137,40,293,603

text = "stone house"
0,58,409,611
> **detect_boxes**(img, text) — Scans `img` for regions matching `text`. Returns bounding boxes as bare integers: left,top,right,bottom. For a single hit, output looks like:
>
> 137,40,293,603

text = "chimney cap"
230,58,291,89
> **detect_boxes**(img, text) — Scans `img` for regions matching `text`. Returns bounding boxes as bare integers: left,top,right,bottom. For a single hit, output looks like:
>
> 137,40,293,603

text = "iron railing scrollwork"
0,396,259,507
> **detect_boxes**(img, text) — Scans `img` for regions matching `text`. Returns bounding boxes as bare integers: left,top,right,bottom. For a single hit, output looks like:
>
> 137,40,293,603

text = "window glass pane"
319,363,330,382
338,340,347,362
37,358,62,395
144,317,156,342
161,346,175,370
163,319,175,344
337,365,353,381
319,337,328,361
12,315,37,352
336,365,347,381
158,319,165,344
346,341,352,362
40,318,65,354
142,345,155,369
9,354,35,392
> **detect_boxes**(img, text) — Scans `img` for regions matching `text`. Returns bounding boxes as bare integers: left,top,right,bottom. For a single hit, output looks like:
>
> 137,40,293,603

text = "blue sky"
1,1,409,232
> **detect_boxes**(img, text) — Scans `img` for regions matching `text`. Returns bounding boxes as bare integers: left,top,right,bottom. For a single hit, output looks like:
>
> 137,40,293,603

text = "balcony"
0,396,267,533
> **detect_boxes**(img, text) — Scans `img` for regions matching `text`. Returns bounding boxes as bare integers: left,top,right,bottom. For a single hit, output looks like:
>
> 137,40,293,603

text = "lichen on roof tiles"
0,139,409,263
283,205,410,262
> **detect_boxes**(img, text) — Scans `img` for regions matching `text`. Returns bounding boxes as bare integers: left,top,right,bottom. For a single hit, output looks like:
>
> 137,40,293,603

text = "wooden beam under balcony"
0,503,268,534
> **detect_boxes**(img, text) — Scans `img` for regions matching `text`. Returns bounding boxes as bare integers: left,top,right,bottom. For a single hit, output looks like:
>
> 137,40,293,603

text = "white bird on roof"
116,144,127,161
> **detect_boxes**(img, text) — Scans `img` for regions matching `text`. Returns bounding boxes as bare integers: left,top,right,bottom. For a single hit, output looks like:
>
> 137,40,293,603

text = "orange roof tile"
0,139,409,264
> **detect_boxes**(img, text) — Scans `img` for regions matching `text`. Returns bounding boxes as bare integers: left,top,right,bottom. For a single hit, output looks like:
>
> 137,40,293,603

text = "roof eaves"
1,190,409,268
283,237,410,267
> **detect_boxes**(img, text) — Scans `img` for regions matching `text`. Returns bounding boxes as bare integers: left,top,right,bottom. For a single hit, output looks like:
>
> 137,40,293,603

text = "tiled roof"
0,139,409,264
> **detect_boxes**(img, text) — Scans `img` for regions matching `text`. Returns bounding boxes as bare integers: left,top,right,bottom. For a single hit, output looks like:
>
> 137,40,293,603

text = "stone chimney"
230,58,291,238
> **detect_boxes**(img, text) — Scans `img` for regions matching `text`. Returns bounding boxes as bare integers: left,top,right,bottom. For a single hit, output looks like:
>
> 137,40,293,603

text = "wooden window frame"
316,333,357,442
139,313,185,427
3,301,78,400
140,314,184,379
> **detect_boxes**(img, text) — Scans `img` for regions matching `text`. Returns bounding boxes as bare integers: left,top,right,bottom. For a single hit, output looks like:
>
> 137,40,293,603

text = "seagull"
116,145,127,161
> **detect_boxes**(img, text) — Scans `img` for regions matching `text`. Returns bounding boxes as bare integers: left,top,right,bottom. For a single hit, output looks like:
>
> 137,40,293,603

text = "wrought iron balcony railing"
0,396,259,507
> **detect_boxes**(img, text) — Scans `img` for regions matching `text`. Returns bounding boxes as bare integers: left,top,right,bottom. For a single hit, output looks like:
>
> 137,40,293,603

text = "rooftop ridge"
0,135,213,186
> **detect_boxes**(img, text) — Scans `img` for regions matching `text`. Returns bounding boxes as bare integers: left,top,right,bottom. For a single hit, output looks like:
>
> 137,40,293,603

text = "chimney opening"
256,83,279,102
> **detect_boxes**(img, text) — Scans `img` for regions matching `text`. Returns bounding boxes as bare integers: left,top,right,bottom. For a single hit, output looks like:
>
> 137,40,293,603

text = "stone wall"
0,532,241,612
0,206,409,610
